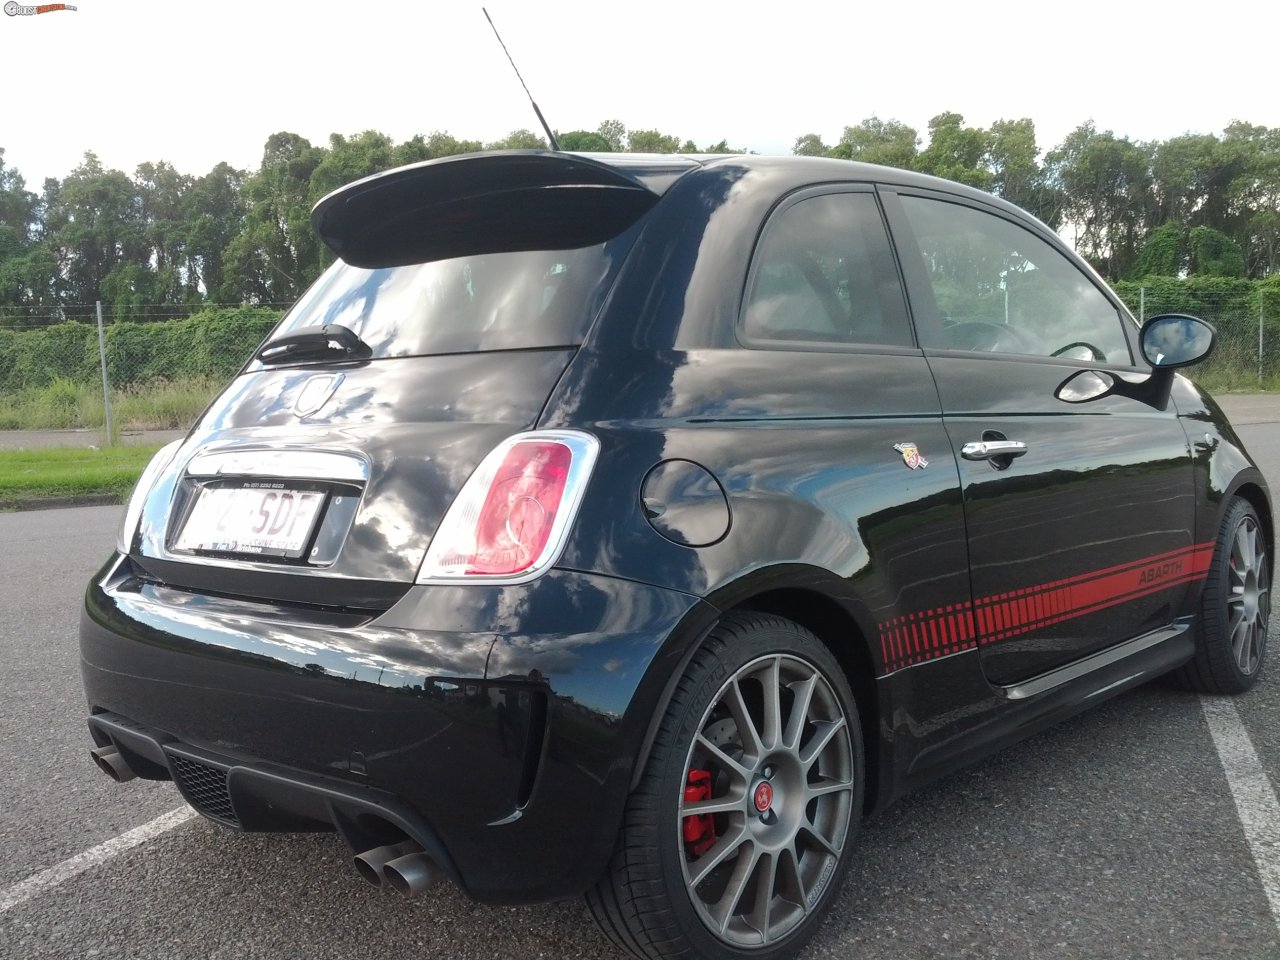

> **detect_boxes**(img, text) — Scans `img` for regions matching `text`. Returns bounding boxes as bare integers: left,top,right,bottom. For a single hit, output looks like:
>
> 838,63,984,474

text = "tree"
985,118,1061,227
833,117,919,168
792,133,830,157
0,242,58,309
557,130,612,152
1131,222,1186,278
913,112,993,190
134,160,195,306
183,161,246,302
0,148,38,250
1223,122,1280,277
486,129,547,150
700,139,745,154
222,133,326,303
418,131,485,159
1043,122,1153,279
597,120,627,152
0,147,42,306
308,130,395,202
1150,133,1245,236
1188,225,1246,277
41,152,149,313
627,129,682,153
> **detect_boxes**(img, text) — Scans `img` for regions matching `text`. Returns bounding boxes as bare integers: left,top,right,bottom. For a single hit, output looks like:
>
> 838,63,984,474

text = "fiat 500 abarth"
81,152,1271,960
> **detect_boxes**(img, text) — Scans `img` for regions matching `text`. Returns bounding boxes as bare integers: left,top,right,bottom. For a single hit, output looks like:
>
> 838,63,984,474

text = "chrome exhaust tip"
353,841,418,887
90,744,136,783
383,852,443,897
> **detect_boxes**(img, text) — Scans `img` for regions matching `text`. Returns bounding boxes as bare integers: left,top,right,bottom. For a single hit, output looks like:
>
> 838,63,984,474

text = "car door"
881,187,1202,687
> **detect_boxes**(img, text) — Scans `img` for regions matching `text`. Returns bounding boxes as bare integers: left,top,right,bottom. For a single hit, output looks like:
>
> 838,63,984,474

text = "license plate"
175,484,325,558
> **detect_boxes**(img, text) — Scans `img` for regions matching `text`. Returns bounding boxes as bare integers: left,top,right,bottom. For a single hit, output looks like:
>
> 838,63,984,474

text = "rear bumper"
80,555,717,902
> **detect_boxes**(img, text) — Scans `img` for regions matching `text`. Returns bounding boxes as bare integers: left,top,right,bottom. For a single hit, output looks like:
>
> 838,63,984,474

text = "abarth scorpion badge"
893,442,928,470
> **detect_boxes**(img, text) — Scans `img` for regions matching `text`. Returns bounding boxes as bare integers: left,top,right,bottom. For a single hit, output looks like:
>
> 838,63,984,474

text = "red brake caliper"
682,769,717,856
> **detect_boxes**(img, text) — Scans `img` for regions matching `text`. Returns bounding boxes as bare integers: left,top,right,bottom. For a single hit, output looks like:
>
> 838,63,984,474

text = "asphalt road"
1,424,1278,960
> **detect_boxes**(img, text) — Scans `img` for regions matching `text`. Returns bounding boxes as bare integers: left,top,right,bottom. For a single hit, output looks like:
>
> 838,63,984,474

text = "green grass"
0,444,161,502
0,377,221,432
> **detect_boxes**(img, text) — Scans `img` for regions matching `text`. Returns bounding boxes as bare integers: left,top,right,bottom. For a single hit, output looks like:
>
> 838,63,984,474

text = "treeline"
0,115,1277,326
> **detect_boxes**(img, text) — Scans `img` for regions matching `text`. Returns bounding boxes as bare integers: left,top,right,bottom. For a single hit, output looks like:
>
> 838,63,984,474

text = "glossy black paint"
131,349,576,605
82,557,717,900
80,152,1272,905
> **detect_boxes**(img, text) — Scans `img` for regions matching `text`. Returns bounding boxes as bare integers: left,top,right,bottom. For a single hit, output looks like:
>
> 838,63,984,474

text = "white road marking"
0,806,195,914
1201,695,1280,928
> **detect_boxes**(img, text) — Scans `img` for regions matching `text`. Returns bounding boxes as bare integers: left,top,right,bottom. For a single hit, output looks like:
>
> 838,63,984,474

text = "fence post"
1139,286,1145,324
96,300,113,445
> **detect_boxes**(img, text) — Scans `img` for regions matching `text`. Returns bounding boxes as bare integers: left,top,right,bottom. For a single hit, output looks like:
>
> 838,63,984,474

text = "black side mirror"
1140,314,1216,369
1121,314,1216,410
1055,314,1216,411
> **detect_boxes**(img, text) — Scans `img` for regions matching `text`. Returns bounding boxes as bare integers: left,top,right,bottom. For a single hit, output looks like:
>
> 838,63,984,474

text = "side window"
743,192,912,347
899,195,1132,364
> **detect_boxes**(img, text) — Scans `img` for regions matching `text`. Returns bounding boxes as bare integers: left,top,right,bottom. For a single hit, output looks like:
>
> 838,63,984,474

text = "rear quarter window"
742,191,913,348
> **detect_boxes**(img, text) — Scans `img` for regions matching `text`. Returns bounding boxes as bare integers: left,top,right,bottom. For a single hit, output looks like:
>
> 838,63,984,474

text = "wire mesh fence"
0,286,1272,445
0,304,282,441
1113,283,1278,390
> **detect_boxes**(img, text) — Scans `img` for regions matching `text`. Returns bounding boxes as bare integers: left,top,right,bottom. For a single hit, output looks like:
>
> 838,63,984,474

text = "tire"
586,612,863,960
1173,497,1270,694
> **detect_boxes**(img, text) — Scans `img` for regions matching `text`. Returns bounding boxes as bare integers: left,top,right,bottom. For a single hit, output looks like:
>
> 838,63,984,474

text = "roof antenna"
482,7,560,152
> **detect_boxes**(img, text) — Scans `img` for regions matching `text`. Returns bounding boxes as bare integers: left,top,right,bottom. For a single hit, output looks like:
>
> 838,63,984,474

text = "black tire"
1173,497,1270,694
586,612,863,960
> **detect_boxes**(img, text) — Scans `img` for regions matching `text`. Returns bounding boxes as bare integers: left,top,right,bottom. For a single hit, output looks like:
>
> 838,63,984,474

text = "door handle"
961,440,1028,461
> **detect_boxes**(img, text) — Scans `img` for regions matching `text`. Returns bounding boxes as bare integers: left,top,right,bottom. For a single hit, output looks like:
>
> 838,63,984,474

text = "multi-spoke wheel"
1174,497,1270,694
587,613,863,960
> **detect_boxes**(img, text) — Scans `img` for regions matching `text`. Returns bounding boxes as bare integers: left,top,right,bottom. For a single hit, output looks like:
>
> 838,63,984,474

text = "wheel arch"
1227,478,1274,559
628,566,887,818
732,587,883,818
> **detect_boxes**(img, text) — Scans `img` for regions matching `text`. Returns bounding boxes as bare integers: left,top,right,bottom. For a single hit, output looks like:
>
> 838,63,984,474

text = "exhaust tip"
90,744,136,783
353,841,418,887
383,852,443,897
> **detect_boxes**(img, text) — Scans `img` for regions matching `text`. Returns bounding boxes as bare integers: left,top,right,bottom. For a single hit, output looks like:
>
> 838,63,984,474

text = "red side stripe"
879,541,1214,674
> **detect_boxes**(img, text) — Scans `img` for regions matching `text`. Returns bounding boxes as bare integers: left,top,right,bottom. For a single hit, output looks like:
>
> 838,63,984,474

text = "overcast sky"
2,0,1276,188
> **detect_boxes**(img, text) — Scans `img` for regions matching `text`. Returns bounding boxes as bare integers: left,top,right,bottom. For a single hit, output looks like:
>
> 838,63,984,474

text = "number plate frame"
173,482,327,560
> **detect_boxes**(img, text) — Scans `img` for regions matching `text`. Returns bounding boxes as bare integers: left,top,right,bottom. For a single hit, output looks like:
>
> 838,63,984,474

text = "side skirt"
878,619,1197,804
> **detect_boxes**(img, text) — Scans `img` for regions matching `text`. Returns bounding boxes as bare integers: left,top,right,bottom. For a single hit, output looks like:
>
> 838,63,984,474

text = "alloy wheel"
678,654,855,948
1228,514,1270,675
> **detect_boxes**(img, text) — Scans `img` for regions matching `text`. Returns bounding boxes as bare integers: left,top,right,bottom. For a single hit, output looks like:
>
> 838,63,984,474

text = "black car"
80,152,1271,960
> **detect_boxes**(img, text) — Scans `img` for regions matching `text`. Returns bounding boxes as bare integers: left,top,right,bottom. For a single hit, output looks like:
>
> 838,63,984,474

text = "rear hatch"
128,152,691,610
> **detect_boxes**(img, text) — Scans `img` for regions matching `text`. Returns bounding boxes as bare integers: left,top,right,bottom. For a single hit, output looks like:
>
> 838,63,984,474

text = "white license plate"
175,485,325,558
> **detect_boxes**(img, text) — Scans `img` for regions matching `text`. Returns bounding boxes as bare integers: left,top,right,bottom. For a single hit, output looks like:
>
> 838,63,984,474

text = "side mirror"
1055,314,1216,411
1140,314,1216,369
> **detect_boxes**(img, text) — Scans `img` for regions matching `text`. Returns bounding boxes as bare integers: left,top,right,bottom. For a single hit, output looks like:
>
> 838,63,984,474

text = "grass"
0,377,221,432
0,444,162,503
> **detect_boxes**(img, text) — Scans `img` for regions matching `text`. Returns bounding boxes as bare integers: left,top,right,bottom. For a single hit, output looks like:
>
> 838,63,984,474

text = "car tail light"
417,431,599,584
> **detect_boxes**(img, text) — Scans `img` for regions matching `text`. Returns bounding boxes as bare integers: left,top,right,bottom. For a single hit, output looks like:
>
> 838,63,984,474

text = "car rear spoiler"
311,151,697,268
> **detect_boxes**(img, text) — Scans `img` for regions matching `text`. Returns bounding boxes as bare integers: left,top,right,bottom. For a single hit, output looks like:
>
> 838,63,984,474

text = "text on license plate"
175,486,324,557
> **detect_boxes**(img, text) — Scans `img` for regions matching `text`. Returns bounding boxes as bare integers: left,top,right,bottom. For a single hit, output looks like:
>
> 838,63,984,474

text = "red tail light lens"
417,431,599,583
468,441,571,575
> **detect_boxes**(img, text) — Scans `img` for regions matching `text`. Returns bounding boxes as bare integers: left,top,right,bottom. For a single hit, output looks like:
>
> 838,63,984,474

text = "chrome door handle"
961,440,1028,461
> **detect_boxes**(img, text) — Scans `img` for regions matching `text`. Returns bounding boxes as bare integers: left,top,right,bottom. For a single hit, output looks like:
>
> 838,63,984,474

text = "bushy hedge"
1113,276,1280,384
1113,276,1280,326
0,307,280,393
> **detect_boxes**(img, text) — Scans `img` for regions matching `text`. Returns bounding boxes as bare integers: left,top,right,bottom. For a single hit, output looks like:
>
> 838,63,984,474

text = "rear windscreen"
260,233,637,360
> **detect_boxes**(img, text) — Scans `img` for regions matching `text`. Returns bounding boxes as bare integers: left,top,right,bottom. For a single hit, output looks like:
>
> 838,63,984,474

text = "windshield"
261,234,636,361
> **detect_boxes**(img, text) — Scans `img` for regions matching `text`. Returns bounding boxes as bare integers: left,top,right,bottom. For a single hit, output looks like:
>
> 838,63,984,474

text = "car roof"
311,150,1042,269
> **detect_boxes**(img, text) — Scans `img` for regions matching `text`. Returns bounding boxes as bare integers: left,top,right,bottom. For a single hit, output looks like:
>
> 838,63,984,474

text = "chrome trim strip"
996,623,1188,701
186,449,369,482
